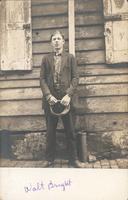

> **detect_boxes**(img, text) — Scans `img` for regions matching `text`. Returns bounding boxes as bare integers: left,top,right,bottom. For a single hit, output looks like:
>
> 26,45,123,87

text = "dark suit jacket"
40,51,79,113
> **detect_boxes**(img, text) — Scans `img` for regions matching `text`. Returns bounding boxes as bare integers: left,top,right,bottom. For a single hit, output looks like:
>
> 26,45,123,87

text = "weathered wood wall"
0,0,68,131
75,0,128,130
0,0,128,156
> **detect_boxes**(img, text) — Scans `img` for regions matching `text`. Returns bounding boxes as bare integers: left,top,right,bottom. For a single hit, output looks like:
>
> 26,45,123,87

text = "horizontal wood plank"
76,13,103,26
75,0,102,13
76,38,104,51
32,13,103,29
75,26,104,39
0,88,42,100
0,96,127,116
77,113,128,132
32,0,102,16
78,96,128,113
32,2,67,16
78,84,128,97
0,113,127,132
79,74,128,85
0,84,128,100
78,65,128,76
32,26,104,42
0,68,40,80
32,28,68,42
0,116,46,132
33,50,105,66
0,79,40,89
32,41,69,54
32,15,68,30
0,65,127,81
0,100,43,116
32,38,104,54
76,50,105,65
0,74,128,89
32,0,67,6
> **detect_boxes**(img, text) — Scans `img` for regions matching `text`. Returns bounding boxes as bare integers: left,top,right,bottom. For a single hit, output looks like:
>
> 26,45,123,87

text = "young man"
40,31,84,168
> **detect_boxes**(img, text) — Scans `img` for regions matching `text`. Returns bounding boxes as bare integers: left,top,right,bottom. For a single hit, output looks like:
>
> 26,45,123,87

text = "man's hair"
50,30,65,41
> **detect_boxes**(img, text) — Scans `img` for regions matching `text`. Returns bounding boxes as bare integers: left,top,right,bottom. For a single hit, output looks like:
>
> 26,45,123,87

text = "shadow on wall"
0,131,12,158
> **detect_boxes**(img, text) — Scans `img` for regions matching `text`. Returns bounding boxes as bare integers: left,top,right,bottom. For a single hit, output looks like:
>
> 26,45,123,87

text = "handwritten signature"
24,179,72,193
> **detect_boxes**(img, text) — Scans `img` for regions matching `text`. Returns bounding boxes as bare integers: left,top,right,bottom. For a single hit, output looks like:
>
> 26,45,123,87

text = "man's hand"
48,95,58,105
60,94,71,106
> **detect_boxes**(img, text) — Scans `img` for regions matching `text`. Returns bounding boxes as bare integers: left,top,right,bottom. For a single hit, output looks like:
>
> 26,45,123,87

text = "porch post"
68,0,75,56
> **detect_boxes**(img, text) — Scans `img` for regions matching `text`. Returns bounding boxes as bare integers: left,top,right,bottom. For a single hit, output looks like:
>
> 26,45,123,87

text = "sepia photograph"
0,0,128,198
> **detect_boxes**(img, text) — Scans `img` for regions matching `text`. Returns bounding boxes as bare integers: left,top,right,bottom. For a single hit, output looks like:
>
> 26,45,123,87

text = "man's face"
51,33,65,50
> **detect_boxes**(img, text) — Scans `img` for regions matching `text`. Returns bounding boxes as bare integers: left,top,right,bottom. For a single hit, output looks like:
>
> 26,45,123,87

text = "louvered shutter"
1,0,32,70
103,0,128,64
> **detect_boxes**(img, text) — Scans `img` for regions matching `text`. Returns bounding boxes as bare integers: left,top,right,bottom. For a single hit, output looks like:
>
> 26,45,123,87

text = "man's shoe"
70,160,85,168
42,161,53,168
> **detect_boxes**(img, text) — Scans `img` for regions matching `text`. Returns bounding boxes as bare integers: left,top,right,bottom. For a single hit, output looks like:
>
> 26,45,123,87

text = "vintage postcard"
0,0,128,199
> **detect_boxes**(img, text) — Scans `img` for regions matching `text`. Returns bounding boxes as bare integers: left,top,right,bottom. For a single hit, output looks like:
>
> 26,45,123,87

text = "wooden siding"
0,0,128,134
0,114,127,132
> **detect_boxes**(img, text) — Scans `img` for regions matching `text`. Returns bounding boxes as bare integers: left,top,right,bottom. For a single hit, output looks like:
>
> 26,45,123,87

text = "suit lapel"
48,53,54,72
60,52,67,73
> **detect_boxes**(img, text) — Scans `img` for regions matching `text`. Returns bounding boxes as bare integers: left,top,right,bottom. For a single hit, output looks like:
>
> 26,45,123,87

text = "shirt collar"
54,48,63,56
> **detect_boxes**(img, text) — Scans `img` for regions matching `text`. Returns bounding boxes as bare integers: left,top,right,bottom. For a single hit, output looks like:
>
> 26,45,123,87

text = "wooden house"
0,0,128,159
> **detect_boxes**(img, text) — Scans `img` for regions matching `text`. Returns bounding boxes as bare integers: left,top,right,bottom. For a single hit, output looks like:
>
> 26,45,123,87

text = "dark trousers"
45,111,78,162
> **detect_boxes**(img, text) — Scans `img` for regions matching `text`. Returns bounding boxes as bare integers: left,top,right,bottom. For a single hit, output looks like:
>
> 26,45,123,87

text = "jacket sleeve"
66,54,79,97
40,56,51,98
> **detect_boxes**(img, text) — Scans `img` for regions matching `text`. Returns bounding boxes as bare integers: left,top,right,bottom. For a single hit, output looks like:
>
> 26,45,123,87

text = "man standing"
40,31,83,168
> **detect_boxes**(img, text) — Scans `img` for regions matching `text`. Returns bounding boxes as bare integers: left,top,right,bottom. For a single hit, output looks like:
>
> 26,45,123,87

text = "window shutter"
1,0,32,70
103,0,128,64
